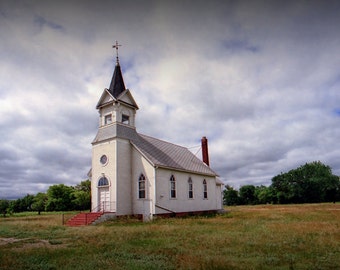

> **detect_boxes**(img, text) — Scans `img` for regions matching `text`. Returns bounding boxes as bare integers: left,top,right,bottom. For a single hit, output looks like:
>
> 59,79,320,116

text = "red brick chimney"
201,136,210,166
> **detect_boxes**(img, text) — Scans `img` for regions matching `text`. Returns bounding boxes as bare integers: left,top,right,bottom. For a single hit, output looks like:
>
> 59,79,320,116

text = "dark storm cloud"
34,15,65,32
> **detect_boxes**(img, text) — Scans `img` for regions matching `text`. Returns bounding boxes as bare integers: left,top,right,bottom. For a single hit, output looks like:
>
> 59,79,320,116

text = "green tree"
72,179,91,210
21,194,34,211
32,192,48,215
75,179,91,193
73,190,91,210
7,194,34,213
0,199,9,217
271,161,340,204
323,175,340,203
46,184,75,211
223,185,239,205
255,185,274,204
239,185,256,205
271,173,292,203
8,199,22,213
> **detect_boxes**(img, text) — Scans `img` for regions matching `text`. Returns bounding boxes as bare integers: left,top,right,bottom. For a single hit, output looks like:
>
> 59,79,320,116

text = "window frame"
104,114,112,125
100,155,108,166
98,176,109,187
203,179,208,199
170,175,176,199
138,174,146,199
188,177,193,199
122,114,130,125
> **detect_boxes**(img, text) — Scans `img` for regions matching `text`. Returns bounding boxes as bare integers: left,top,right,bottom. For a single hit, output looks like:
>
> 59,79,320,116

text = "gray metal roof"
92,124,217,176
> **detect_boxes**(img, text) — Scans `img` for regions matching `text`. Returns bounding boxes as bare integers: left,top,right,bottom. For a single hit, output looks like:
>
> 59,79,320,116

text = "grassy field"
0,204,339,270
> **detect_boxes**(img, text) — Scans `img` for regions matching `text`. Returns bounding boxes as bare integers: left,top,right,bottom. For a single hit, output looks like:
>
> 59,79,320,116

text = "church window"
170,175,176,198
122,114,129,124
104,114,112,125
188,177,193,199
203,179,208,199
138,174,146,199
100,155,108,165
98,176,109,187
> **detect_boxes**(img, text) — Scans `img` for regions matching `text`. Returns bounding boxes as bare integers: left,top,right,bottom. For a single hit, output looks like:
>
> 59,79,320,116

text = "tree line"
224,161,340,205
0,180,91,217
1,161,339,216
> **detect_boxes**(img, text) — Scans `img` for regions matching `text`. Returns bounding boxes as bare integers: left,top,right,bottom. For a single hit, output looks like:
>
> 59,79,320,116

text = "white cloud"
1,0,340,198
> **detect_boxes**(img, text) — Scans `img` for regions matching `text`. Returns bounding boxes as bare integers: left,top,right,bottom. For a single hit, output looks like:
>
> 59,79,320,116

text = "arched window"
138,174,146,199
98,176,109,187
188,177,193,199
170,175,176,198
203,179,208,199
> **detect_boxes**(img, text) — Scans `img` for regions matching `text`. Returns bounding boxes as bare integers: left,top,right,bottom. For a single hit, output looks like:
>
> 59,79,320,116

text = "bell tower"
91,42,138,214
96,41,138,128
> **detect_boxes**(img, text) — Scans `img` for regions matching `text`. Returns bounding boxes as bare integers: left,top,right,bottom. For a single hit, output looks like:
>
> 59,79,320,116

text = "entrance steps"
66,212,117,226
66,212,103,226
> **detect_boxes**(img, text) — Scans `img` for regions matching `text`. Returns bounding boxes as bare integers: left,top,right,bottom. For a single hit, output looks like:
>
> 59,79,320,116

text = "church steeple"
96,42,138,128
109,62,126,98
108,41,126,98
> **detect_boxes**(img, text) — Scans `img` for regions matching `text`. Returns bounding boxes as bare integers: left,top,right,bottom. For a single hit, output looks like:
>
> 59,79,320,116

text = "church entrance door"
99,187,110,212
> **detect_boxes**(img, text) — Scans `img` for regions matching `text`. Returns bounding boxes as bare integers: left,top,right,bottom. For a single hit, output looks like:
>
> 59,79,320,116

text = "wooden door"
99,187,110,212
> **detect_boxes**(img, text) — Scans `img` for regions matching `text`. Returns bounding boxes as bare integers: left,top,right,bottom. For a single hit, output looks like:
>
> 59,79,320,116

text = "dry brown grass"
0,204,339,269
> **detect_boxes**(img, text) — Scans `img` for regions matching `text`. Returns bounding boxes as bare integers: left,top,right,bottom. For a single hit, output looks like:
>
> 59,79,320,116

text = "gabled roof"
133,134,217,176
96,88,138,110
96,59,138,109
96,89,114,109
92,124,217,177
109,63,126,98
116,89,139,109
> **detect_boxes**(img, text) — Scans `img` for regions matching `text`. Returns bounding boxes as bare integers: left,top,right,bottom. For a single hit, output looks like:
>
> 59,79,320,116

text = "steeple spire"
109,41,126,98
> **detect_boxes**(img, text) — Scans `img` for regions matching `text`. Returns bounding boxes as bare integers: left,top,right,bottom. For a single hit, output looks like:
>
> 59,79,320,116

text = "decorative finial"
112,40,122,65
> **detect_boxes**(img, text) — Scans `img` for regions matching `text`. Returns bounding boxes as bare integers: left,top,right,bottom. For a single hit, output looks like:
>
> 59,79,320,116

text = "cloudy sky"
1,0,340,199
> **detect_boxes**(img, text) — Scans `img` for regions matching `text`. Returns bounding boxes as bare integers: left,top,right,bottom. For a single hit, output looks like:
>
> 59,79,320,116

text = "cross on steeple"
113,41,122,65
109,41,126,98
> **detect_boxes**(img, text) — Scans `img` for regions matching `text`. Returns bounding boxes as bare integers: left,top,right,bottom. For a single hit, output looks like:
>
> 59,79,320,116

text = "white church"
89,45,224,220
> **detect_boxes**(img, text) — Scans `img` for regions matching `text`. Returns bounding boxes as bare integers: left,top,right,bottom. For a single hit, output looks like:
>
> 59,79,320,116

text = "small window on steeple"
104,114,112,125
122,114,129,125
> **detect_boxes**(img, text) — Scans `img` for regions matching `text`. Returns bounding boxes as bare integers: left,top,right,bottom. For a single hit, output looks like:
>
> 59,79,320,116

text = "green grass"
0,204,339,269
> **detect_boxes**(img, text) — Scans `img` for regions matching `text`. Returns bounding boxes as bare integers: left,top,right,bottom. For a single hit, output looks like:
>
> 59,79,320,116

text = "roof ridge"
136,132,217,176
138,133,189,150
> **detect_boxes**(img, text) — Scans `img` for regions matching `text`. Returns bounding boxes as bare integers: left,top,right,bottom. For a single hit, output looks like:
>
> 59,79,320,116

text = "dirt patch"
0,237,28,245
0,237,66,250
